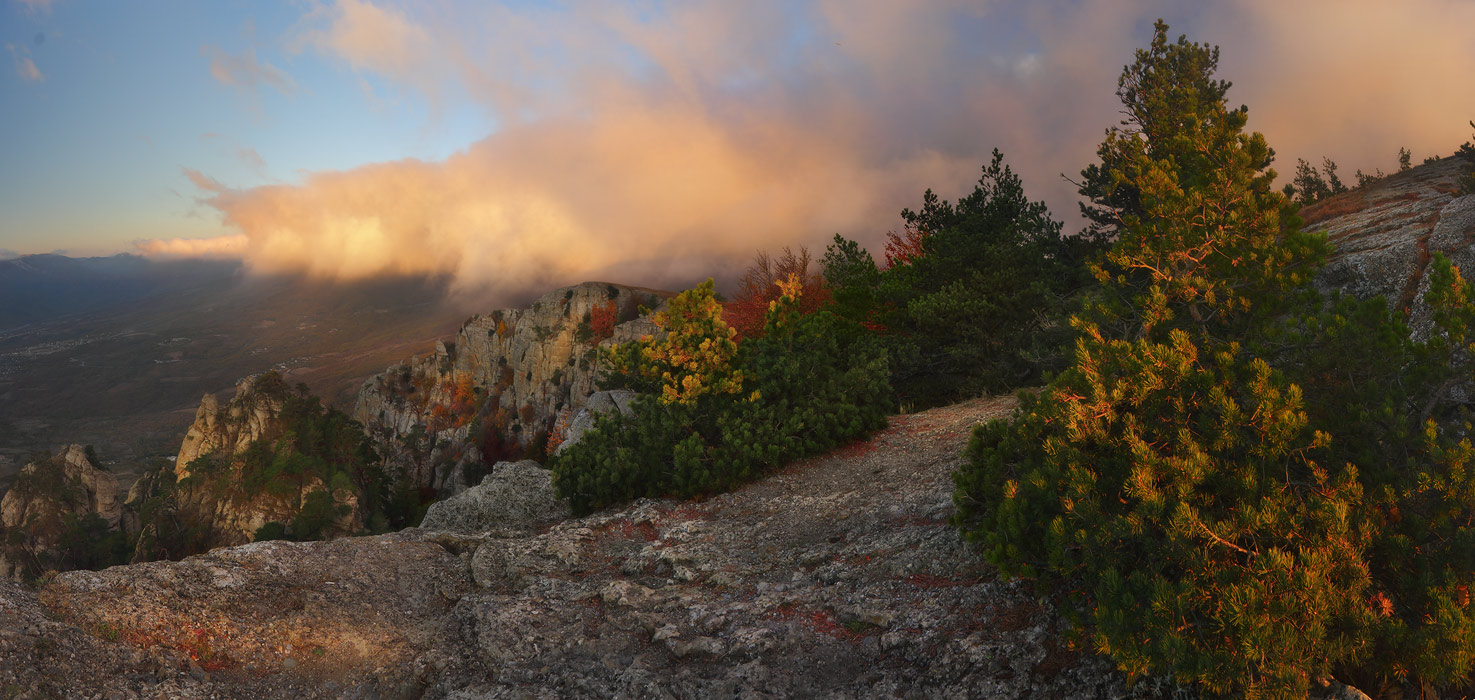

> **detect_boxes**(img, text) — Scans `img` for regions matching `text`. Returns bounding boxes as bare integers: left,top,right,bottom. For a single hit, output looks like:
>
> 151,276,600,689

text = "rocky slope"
1307,155,1475,337
0,444,123,579
352,281,670,494
0,396,1188,699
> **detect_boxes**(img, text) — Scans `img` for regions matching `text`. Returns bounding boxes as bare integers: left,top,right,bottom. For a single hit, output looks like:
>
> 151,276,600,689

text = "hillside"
0,266,461,485
0,395,1185,699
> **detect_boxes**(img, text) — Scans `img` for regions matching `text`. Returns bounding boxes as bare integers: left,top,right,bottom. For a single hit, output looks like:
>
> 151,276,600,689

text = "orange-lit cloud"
1205,0,1475,173
151,102,973,298
182,168,228,194
292,0,434,101
135,234,249,259
157,0,1475,304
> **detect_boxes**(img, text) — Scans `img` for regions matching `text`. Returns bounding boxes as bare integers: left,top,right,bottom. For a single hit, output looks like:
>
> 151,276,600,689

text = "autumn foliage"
723,247,831,340
882,226,929,269
553,277,889,514
427,376,478,432
590,300,618,342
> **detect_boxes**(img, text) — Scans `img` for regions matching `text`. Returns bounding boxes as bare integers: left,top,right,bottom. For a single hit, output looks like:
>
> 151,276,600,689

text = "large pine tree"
955,21,1475,698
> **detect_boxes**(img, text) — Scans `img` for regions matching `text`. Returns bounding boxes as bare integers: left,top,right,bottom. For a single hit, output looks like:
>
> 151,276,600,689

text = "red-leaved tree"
883,225,930,269
723,247,831,340
590,300,618,341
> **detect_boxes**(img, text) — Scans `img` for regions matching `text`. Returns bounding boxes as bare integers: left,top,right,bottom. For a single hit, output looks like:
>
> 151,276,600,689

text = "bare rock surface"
1307,156,1475,338
420,460,569,535
0,396,1189,699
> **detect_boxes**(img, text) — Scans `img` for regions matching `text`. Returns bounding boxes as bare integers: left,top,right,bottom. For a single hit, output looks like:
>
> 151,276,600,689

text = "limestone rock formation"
353,281,670,493
0,445,123,579
419,459,569,534
134,372,365,556
553,388,638,457
176,373,290,480
1308,155,1475,338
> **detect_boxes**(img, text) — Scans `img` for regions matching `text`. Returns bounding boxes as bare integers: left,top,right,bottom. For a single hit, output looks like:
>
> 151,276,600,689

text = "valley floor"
0,396,1180,699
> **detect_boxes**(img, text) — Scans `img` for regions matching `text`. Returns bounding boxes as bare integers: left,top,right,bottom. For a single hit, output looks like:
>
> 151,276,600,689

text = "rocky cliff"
0,396,1184,699
0,444,123,579
353,281,670,494
132,373,366,557
175,374,289,481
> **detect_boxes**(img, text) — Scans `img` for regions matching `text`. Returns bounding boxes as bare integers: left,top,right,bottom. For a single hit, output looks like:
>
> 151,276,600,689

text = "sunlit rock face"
152,374,363,555
175,374,289,481
353,281,670,494
0,445,123,580
1307,155,1475,339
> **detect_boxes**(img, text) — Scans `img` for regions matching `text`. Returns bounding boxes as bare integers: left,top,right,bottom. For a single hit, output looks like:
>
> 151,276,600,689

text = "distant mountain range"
0,253,467,482
0,253,244,330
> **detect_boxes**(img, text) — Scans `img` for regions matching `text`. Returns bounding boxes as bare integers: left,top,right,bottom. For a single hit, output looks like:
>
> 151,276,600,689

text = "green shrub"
253,521,289,542
553,277,889,514
291,489,348,541
822,151,1098,409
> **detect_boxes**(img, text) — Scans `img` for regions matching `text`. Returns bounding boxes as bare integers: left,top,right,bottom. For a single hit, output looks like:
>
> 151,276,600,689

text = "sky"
2,0,1474,300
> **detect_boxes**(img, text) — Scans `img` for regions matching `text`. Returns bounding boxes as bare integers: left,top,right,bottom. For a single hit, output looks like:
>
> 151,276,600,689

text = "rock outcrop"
1307,155,1475,338
175,373,289,481
0,445,123,579
353,281,670,493
134,372,365,556
1,396,1186,699
419,459,569,535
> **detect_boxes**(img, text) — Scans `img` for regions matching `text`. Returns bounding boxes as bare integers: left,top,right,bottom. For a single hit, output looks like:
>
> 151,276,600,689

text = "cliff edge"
0,396,1179,699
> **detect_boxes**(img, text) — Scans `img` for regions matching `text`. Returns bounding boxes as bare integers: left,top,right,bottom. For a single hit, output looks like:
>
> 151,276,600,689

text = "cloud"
7,43,43,82
200,132,270,175
0,249,19,260
1205,0,1475,171
178,0,1475,305
292,0,434,98
135,234,249,259
182,167,228,194
204,43,295,96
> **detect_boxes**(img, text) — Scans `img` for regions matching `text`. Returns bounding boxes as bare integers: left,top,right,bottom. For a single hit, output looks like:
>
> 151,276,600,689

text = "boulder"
419,460,569,534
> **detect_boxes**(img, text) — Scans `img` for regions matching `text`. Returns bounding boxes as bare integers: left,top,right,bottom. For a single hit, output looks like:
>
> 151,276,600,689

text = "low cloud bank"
140,0,1475,303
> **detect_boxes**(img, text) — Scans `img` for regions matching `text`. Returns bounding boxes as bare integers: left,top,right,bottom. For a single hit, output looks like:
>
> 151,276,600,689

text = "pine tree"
1075,20,1232,244
1323,157,1348,194
954,21,1366,698
1287,157,1332,203
555,277,888,514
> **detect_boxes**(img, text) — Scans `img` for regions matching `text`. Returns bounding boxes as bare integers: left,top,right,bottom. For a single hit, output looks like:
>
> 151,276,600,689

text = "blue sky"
1,0,492,256
1,0,1472,301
